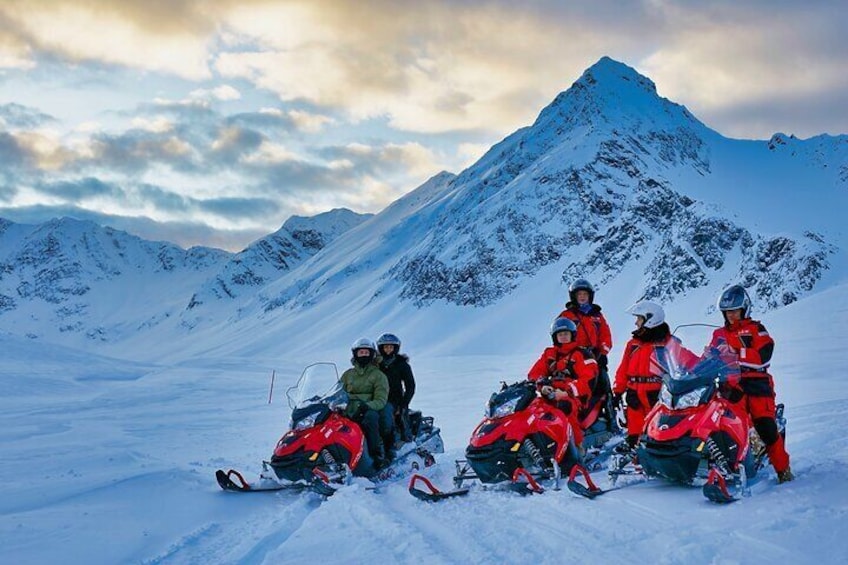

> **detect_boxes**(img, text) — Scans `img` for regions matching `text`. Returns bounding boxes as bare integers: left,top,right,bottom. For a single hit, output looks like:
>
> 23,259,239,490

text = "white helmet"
626,300,665,329
351,337,376,353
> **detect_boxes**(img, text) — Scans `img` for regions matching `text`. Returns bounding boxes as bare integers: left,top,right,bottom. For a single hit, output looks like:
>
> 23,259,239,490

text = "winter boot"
777,466,794,484
382,434,397,461
748,428,767,459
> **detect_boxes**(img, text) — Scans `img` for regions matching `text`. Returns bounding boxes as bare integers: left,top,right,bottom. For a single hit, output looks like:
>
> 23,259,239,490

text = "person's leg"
398,407,413,441
749,394,790,475
379,402,396,457
359,409,384,461
625,389,644,447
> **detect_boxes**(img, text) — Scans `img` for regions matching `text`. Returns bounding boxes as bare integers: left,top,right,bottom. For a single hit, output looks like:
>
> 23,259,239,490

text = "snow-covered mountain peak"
282,208,373,242
531,56,709,140
578,56,658,93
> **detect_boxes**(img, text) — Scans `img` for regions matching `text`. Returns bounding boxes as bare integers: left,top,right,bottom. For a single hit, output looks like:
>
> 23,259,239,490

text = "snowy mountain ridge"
183,208,371,317
0,208,370,343
0,57,846,359
0,216,230,341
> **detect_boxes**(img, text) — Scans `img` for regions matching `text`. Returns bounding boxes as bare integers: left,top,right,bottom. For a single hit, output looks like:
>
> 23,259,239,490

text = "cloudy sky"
0,0,845,251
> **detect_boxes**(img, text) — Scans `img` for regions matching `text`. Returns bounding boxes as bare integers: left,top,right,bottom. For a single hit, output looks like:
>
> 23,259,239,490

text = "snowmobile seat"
408,410,423,436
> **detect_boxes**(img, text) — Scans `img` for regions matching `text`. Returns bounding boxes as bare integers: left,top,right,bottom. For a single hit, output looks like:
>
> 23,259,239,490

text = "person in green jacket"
342,337,391,469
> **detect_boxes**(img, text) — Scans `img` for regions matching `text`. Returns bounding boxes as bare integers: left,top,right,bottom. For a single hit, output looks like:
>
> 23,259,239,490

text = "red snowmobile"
609,326,785,503
216,362,444,495
409,377,602,501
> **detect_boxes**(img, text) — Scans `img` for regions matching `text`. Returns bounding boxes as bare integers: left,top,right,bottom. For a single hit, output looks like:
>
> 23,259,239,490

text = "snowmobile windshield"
659,324,741,409
286,362,347,410
486,381,535,419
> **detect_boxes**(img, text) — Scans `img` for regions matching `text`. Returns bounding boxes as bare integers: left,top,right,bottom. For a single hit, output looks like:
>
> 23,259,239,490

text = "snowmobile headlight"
292,411,319,431
488,396,520,419
659,384,673,408
672,386,709,410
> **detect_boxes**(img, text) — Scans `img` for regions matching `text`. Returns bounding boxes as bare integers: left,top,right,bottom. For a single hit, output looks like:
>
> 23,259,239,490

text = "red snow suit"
613,324,699,439
558,303,613,357
708,318,790,473
528,342,598,445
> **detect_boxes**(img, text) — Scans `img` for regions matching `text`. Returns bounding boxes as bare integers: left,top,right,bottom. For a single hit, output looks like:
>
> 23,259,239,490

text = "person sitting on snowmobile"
341,338,391,469
528,317,599,446
558,278,613,375
376,333,416,447
613,301,699,451
707,285,793,484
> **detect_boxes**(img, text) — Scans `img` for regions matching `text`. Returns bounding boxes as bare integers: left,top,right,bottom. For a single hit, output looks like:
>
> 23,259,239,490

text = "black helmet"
376,332,401,354
550,317,577,345
718,285,752,318
568,278,595,304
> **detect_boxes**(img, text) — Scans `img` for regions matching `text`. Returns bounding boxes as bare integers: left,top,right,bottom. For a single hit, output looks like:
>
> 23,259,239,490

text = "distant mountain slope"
0,217,229,342
184,208,371,316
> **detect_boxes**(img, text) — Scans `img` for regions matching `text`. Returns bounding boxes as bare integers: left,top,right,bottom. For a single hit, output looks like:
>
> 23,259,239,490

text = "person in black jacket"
376,333,416,446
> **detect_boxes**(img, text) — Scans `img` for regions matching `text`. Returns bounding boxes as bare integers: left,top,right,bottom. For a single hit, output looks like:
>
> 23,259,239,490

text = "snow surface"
3,282,848,564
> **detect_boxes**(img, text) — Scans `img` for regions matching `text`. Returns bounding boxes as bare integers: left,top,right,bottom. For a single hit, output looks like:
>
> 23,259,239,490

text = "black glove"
598,354,608,372
348,400,366,420
719,382,744,403
355,402,369,420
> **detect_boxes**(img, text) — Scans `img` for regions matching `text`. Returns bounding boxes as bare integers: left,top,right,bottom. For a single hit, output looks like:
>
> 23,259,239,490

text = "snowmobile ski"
508,467,546,495
565,464,605,499
408,474,470,502
215,469,303,493
702,467,738,503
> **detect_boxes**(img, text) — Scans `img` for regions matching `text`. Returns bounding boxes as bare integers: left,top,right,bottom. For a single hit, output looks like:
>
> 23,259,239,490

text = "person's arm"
569,350,598,399
613,342,632,395
365,369,389,411
401,361,415,407
599,313,613,356
738,322,774,370
528,349,552,380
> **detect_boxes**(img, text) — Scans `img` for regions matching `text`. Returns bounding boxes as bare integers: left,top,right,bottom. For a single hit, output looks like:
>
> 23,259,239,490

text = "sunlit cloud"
0,1,213,79
188,84,242,102
131,116,175,133
241,140,301,165
0,0,845,251
286,110,334,133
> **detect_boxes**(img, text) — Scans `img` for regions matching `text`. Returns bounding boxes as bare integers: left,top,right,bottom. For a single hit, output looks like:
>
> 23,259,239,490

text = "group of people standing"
526,279,793,484
340,279,793,484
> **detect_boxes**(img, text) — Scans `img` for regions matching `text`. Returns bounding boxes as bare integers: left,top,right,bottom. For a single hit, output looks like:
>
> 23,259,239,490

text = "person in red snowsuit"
708,285,793,483
613,301,699,449
558,278,613,368
528,317,599,446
